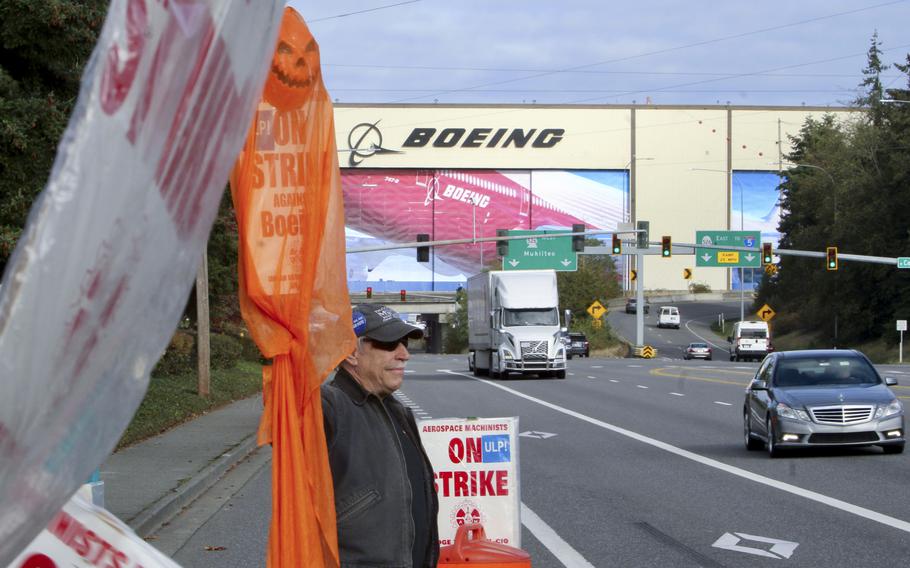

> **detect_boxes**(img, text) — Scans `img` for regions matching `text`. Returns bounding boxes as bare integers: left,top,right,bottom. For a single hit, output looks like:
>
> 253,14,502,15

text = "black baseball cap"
351,304,424,342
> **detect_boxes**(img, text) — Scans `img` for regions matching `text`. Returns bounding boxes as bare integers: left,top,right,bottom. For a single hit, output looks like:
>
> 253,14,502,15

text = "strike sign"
419,417,520,548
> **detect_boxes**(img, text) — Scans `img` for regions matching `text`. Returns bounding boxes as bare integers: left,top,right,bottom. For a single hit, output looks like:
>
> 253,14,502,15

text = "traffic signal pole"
636,250,645,349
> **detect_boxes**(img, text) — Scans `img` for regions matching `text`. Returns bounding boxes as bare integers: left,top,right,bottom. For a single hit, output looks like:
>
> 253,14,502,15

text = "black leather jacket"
322,367,440,567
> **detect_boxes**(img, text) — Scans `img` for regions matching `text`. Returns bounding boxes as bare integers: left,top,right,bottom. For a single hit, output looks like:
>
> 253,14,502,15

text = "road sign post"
899,320,907,364
501,230,578,271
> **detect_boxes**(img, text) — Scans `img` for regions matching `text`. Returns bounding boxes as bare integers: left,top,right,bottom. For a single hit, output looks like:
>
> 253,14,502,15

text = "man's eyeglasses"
365,337,408,351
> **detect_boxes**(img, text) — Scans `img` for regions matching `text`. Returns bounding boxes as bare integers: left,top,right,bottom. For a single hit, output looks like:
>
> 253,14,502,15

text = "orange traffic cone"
439,523,532,567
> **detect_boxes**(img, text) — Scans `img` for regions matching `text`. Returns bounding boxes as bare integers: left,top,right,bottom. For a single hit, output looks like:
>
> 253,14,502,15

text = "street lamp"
881,98,910,105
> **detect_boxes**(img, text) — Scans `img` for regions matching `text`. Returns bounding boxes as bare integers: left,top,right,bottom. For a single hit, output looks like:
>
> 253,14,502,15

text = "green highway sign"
898,257,910,269
502,230,578,271
696,230,762,268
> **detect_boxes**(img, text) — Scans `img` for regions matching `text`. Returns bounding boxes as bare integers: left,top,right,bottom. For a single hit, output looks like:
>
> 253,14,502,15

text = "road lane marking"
609,379,620,383
713,401,733,406
522,502,595,568
712,532,798,559
637,385,649,389
520,431,557,439
446,370,910,536
587,376,597,379
651,368,750,387
683,321,729,353
670,392,685,397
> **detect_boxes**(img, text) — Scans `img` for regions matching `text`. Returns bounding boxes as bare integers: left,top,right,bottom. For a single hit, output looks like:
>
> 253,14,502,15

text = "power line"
322,62,902,80
567,42,910,105
308,0,423,23
380,0,909,104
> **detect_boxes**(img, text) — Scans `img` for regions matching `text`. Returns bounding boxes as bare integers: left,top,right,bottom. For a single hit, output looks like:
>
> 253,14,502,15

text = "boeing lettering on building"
402,127,565,149
345,122,566,167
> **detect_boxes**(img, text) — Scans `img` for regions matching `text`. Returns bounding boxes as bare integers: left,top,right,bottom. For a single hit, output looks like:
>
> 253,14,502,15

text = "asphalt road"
607,298,745,360
155,352,910,567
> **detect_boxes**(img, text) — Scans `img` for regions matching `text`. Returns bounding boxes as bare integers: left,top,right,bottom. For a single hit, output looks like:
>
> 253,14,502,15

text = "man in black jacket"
322,304,439,567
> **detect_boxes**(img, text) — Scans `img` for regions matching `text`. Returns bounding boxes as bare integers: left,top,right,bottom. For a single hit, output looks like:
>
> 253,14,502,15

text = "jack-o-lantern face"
263,8,321,110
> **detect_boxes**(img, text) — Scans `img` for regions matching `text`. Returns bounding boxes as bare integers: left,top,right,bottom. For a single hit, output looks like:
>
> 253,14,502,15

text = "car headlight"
776,403,810,421
875,399,903,419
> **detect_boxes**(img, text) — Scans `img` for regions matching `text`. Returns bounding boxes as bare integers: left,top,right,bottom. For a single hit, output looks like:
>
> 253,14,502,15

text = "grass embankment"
117,360,263,450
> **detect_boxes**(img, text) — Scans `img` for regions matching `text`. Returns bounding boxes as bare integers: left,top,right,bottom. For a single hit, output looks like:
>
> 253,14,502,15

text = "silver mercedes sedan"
743,349,904,457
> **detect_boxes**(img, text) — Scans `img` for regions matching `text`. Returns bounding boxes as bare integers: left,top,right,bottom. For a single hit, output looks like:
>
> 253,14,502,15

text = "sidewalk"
101,394,264,537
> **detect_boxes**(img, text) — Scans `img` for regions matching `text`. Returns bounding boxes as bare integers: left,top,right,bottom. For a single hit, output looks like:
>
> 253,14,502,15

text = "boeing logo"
345,122,566,166
347,120,403,167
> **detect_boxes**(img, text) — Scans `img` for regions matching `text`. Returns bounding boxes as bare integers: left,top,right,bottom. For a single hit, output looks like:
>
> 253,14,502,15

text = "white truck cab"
728,320,771,362
657,306,680,329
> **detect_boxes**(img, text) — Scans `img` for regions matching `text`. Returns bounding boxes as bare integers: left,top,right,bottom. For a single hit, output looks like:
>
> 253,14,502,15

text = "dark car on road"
565,332,589,359
744,349,904,457
624,298,650,314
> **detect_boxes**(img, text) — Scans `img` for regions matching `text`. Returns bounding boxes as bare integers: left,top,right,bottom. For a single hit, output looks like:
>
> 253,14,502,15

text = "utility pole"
196,253,210,398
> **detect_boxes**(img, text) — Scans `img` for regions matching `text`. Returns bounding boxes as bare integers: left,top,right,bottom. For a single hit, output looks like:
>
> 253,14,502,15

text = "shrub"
688,281,712,293
210,333,243,370
153,331,195,377
239,335,266,362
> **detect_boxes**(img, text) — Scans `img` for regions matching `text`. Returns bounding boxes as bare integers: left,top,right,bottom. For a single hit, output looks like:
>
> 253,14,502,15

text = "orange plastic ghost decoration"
263,10,321,111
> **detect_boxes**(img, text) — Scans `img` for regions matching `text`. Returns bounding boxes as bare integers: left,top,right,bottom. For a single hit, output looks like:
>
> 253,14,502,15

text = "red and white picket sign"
419,417,522,549
0,1,282,564
10,491,180,568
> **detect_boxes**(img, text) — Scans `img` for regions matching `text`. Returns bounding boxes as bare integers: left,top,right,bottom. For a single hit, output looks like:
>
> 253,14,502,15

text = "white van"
728,320,771,362
657,306,680,329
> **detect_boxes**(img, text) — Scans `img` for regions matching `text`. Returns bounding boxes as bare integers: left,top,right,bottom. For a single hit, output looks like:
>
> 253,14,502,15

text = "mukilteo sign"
346,121,565,166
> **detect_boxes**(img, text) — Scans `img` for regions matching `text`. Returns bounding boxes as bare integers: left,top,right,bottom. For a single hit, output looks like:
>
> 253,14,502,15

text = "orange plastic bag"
229,8,355,567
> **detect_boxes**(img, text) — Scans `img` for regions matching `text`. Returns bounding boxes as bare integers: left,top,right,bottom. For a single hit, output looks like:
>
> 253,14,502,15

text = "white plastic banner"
0,1,283,564
419,417,521,548
9,492,180,568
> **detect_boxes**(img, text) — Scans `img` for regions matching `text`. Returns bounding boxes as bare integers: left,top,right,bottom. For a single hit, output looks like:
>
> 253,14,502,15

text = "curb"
131,433,260,538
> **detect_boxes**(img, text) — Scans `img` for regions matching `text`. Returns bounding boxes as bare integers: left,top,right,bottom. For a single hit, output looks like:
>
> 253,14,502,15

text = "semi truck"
467,269,567,379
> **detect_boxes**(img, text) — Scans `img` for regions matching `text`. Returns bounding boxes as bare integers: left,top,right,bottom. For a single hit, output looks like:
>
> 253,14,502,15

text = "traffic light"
572,223,585,252
366,286,372,299
826,246,838,271
762,242,773,265
400,289,407,302
630,269,637,281
661,236,672,258
496,229,509,257
416,233,430,262
611,234,622,255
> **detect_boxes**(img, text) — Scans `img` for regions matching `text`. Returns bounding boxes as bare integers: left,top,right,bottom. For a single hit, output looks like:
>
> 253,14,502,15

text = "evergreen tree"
856,31,889,125
0,0,108,273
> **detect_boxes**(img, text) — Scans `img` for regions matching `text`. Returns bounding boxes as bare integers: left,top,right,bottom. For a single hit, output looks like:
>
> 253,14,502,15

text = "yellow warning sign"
587,300,607,319
757,304,776,322
636,345,656,358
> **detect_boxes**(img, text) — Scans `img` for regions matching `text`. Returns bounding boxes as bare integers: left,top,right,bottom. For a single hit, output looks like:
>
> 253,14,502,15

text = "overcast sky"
286,0,910,107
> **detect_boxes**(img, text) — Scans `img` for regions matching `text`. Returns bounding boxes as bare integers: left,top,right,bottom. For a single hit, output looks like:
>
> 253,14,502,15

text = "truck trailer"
467,270,567,379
